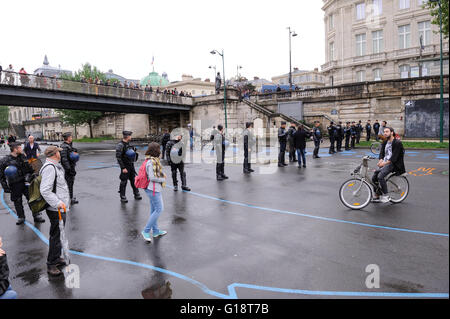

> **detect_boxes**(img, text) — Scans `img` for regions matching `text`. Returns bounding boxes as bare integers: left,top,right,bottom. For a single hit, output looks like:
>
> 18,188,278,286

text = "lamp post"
208,65,216,82
211,49,227,130
236,65,242,81
287,27,298,90
429,0,444,142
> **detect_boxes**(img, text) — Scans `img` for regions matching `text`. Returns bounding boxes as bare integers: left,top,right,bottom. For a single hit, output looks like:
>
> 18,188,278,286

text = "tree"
60,63,119,84
424,0,449,39
0,106,9,130
57,109,102,138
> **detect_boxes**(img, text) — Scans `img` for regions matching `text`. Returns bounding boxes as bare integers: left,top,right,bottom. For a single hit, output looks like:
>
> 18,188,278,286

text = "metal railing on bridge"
0,71,194,106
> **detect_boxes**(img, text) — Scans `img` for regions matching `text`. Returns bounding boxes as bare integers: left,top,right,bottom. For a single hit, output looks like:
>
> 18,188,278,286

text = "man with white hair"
24,135,41,160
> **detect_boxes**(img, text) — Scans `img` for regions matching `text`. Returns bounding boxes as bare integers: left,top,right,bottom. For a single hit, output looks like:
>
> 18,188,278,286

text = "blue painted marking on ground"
1,190,448,299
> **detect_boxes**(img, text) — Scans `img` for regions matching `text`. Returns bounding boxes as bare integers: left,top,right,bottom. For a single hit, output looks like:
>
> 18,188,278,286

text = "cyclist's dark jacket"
379,139,406,174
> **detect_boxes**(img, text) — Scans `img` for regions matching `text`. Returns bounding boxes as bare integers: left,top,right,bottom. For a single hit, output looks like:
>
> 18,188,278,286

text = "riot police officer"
165,134,191,192
356,120,363,144
0,142,45,225
350,122,357,149
365,120,372,141
344,122,352,150
243,122,256,174
287,123,297,162
116,131,142,203
60,132,79,205
336,121,344,152
215,124,228,180
278,122,288,167
327,121,337,154
312,121,323,159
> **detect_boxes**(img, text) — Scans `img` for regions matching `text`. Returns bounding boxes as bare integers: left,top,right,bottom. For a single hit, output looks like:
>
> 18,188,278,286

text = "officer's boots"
181,172,191,191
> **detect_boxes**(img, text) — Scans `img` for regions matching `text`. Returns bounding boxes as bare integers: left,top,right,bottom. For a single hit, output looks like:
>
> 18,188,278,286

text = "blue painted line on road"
1,190,448,299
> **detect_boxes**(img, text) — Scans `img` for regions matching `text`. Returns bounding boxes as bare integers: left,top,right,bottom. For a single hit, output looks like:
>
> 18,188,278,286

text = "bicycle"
339,155,409,210
370,141,381,155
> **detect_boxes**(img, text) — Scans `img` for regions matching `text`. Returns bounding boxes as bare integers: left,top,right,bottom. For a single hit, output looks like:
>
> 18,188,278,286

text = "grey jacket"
39,159,71,212
145,159,166,193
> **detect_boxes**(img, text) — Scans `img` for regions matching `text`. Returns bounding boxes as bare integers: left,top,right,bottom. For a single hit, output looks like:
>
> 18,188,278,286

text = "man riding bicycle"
372,127,405,203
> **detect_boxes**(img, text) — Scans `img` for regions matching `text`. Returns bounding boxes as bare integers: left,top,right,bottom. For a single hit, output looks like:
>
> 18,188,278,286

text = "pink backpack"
135,159,150,189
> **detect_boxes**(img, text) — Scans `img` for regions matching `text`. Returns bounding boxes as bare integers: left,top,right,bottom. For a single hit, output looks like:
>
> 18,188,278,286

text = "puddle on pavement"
172,216,186,224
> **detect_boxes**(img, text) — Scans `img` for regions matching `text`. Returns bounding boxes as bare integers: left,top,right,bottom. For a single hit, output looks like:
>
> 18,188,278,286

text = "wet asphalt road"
0,143,448,299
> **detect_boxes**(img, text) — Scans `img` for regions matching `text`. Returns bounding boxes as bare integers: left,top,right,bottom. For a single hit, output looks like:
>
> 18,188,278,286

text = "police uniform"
350,124,357,149
344,124,352,150
356,122,363,144
312,125,322,158
116,131,141,202
165,137,190,191
60,132,78,204
365,122,372,141
327,123,337,154
336,122,344,152
0,143,44,224
278,123,288,166
243,123,256,173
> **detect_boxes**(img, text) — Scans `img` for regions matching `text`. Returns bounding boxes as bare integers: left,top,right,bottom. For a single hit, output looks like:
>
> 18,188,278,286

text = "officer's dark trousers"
243,147,252,171
351,137,356,149
345,136,351,149
216,151,225,177
288,142,296,162
366,132,371,141
356,133,361,144
119,168,138,196
278,142,287,164
329,137,335,153
375,131,379,141
10,182,30,219
313,140,320,157
171,162,187,186
161,144,167,159
65,174,75,200
45,209,66,266
337,136,343,151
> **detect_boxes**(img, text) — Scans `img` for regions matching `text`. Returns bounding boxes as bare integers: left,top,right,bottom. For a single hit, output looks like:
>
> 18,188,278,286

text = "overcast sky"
1,0,325,82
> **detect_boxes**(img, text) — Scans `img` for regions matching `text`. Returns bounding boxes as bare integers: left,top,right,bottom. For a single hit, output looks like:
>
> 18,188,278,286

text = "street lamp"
429,0,444,142
236,65,242,80
211,49,227,130
208,65,216,82
287,27,298,90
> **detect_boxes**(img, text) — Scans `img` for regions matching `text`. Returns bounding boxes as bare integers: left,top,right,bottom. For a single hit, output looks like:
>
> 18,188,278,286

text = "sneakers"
380,195,391,203
16,218,25,225
371,197,381,203
153,230,167,238
141,231,152,242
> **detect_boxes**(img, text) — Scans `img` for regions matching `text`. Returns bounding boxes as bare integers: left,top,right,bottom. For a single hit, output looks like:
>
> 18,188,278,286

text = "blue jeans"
296,148,306,166
143,189,164,233
0,286,17,299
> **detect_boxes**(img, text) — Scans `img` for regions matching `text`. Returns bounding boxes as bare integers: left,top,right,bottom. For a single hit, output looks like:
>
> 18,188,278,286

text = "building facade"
321,0,449,86
271,68,326,89
164,75,215,97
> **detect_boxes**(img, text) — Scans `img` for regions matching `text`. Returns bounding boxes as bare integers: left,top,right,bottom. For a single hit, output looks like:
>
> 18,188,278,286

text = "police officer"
278,121,288,167
116,131,142,203
365,120,372,141
215,124,228,180
160,130,171,160
287,123,297,163
60,132,79,205
312,121,323,159
356,120,363,144
350,121,357,149
344,122,352,150
327,121,337,154
165,134,191,192
373,120,380,141
0,142,45,225
243,122,256,174
336,121,344,152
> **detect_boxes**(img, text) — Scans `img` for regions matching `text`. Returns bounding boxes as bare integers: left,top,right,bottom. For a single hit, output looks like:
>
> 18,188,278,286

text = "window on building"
329,14,334,30
399,64,410,78
399,0,410,9
372,30,384,53
373,68,383,81
357,70,366,82
418,20,431,46
372,0,382,16
398,24,411,49
329,42,335,60
356,3,365,20
356,33,367,56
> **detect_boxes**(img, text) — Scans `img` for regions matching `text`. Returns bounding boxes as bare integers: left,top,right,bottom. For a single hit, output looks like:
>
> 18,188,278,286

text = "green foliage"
357,140,449,149
424,0,449,39
60,63,119,84
0,106,9,129
56,109,102,138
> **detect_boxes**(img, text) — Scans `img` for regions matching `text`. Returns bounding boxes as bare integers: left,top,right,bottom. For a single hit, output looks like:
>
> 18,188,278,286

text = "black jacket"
293,129,311,149
312,127,322,142
115,141,137,170
165,139,184,165
365,124,372,132
24,142,41,160
379,139,406,174
0,154,34,190
0,254,10,296
278,127,288,143
287,126,296,143
327,125,337,138
373,123,380,133
161,133,170,146
336,124,344,137
60,142,78,175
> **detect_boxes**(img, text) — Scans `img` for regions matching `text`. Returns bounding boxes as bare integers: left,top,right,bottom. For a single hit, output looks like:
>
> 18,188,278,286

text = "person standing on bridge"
116,131,142,203
60,132,79,205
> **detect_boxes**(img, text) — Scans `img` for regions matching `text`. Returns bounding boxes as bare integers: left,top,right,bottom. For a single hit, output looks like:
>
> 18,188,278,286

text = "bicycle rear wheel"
339,178,372,210
370,142,381,155
387,175,409,203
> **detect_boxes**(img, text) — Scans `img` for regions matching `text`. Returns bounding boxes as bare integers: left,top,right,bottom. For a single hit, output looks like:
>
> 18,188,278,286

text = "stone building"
164,75,215,97
271,68,326,89
321,0,449,86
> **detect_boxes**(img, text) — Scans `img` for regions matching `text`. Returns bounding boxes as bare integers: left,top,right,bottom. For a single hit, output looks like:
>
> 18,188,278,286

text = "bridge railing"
0,71,194,106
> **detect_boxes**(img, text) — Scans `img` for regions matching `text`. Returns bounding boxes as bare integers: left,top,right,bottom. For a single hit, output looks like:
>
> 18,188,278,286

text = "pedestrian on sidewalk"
293,124,311,168
0,237,17,299
141,142,167,243
39,146,71,276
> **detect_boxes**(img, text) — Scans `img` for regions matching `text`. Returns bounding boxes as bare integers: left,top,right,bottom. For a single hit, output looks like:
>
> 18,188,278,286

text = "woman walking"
141,142,167,243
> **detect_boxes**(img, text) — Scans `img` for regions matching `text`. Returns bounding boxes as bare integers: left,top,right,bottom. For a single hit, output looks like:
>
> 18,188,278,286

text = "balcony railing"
0,71,194,106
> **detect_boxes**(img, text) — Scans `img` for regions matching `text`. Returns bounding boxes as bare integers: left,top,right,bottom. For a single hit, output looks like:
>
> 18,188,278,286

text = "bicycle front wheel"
370,142,381,155
339,178,372,210
387,175,409,203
